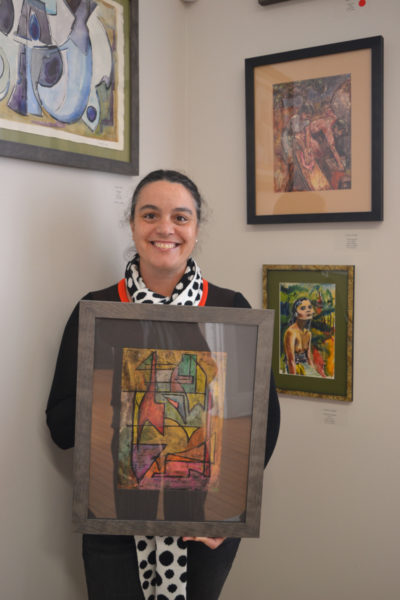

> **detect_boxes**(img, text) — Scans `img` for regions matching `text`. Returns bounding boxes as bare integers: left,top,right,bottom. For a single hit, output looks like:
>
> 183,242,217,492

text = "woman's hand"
182,536,225,550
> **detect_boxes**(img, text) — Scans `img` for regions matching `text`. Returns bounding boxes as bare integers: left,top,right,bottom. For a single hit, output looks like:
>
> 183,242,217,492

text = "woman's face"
130,180,199,282
295,299,314,320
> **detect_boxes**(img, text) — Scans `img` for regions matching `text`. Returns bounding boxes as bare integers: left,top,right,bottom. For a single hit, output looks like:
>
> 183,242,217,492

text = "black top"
46,281,280,466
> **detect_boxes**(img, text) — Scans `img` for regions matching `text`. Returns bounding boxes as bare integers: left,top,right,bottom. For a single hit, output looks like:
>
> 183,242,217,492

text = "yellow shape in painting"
183,426,198,440
196,364,206,393
187,393,206,412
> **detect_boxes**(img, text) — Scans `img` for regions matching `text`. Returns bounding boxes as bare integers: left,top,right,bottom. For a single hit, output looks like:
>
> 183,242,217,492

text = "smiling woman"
130,178,199,296
46,169,280,600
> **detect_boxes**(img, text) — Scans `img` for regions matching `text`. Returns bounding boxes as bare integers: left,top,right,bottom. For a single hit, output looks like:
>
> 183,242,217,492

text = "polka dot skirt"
135,536,187,600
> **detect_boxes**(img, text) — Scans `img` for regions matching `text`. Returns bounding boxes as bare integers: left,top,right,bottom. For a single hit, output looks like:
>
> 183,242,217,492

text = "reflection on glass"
88,319,257,524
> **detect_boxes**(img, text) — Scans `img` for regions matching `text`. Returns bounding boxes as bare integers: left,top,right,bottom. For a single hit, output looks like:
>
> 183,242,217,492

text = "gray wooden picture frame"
73,301,274,537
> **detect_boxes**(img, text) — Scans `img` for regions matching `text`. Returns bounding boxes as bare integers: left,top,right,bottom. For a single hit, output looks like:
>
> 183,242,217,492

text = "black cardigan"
46,281,280,466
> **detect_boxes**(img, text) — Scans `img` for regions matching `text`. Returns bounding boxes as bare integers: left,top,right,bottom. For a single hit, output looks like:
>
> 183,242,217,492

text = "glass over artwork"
263,265,354,401
73,302,274,537
279,282,336,379
118,349,225,494
273,74,351,193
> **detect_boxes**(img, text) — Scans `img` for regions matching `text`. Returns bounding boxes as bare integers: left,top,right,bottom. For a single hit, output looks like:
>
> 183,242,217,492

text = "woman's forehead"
136,181,196,209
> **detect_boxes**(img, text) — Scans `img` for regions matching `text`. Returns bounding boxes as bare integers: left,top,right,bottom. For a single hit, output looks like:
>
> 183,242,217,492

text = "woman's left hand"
182,536,225,549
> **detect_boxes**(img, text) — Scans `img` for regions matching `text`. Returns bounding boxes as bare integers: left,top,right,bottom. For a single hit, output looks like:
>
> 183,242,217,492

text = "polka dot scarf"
125,253,204,600
125,254,203,306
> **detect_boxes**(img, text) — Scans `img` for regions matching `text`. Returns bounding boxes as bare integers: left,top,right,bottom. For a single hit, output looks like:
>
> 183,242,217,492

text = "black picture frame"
246,36,383,223
73,301,274,537
0,0,138,174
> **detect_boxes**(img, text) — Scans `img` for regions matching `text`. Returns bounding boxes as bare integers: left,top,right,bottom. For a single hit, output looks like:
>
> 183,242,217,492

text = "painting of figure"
118,348,226,492
273,74,351,192
280,283,335,378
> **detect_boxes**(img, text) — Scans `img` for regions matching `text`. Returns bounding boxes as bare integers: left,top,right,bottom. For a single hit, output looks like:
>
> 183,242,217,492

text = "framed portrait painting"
0,0,138,174
246,36,383,223
263,265,354,401
73,301,274,537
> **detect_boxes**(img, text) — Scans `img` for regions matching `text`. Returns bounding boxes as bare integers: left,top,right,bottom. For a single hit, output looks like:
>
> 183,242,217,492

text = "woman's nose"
155,216,174,235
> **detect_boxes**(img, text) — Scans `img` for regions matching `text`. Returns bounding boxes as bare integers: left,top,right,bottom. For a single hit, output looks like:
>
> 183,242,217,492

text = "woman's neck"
295,319,308,331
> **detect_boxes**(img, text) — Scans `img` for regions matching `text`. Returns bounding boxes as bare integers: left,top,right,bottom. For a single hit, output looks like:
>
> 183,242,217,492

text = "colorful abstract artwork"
0,0,135,171
118,348,226,492
273,74,351,193
279,282,336,379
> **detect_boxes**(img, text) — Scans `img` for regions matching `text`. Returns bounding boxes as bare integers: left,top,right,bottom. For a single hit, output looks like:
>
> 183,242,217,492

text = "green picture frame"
263,265,354,401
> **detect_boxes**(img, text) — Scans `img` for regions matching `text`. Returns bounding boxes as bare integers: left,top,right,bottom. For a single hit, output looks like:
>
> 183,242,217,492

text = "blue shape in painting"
0,0,14,35
36,47,63,88
37,0,95,123
29,13,41,41
82,86,100,131
1,0,116,133
7,46,27,115
26,47,42,115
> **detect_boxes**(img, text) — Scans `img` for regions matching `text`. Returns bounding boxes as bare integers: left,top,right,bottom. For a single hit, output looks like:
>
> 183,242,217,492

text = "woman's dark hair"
129,169,203,222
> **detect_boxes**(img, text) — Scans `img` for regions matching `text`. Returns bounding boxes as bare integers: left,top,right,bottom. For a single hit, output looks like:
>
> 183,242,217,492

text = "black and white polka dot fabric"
125,254,203,306
124,254,205,599
135,536,188,600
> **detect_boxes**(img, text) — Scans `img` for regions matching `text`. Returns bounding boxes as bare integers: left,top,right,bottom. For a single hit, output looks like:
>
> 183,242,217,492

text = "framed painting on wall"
73,301,274,537
263,265,354,401
0,0,138,174
246,36,383,223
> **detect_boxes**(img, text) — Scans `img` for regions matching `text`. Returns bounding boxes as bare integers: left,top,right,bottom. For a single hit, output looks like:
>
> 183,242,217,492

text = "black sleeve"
233,291,280,467
46,303,80,449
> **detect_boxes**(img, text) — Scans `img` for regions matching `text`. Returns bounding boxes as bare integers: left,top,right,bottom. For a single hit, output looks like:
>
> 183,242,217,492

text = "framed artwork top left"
0,0,138,174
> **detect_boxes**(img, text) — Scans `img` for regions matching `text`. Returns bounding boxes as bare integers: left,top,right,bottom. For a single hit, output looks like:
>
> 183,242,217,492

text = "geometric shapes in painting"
119,349,226,492
0,0,121,142
274,74,351,193
279,282,335,379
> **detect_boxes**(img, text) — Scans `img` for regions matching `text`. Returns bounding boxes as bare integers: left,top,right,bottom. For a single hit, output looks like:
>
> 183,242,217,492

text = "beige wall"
1,1,399,599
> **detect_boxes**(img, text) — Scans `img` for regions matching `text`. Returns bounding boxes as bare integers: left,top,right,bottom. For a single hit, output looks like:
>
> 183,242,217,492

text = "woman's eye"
175,215,189,223
143,212,156,220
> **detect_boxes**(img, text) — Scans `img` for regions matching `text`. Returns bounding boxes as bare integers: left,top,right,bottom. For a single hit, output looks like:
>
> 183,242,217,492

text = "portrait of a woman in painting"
283,297,326,377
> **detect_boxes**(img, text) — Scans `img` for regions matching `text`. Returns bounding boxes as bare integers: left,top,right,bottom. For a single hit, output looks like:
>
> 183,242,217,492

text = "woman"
283,296,323,377
46,169,280,600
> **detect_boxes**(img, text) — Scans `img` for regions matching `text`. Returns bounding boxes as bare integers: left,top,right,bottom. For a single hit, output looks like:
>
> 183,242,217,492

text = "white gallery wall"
1,0,399,599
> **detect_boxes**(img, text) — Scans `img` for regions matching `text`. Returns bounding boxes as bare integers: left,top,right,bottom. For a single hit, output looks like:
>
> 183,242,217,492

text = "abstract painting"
0,0,137,173
263,265,354,401
118,348,225,492
273,74,351,193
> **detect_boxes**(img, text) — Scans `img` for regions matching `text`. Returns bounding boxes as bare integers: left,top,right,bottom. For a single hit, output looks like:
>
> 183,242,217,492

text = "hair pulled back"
129,170,203,222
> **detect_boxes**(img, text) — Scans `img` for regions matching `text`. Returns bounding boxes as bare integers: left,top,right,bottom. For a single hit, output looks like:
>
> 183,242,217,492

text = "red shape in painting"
359,0,366,6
